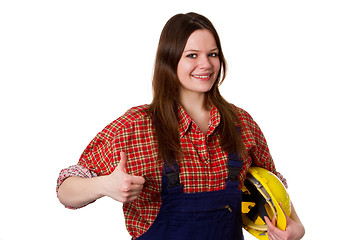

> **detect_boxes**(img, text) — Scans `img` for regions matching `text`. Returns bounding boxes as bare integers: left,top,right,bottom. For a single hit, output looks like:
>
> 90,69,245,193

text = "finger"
117,194,139,204
279,202,290,220
267,232,274,240
123,188,143,202
267,228,277,240
266,215,287,238
264,216,277,235
118,152,128,173
124,195,140,203
267,228,280,240
264,216,275,227
127,181,144,191
271,215,277,226
264,216,271,225
131,175,145,185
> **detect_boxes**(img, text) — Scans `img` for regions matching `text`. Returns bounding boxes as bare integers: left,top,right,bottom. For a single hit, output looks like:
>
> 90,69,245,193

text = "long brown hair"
149,12,246,165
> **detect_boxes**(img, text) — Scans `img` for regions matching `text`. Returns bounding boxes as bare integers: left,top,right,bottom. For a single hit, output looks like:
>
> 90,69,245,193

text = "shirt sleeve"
56,118,124,209
237,107,288,188
56,165,98,209
76,121,120,176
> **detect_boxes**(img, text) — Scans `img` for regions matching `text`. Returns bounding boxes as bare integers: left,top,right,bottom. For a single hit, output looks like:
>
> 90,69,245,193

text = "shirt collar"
178,105,192,138
177,105,221,138
208,106,221,135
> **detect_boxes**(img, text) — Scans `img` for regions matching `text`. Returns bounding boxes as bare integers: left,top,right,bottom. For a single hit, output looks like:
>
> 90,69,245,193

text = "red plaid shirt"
57,104,286,239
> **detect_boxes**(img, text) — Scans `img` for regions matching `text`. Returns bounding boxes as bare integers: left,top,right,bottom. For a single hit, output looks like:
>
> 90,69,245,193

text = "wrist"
93,175,108,198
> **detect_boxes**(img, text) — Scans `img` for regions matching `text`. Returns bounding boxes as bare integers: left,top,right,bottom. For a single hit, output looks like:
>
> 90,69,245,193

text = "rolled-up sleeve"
56,165,98,209
56,116,126,209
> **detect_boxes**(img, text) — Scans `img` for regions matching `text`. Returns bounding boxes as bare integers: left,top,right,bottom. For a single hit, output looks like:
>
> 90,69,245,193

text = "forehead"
183,29,217,51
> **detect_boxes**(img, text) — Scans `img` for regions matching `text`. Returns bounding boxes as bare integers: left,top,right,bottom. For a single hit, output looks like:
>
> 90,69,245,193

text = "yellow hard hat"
241,167,291,240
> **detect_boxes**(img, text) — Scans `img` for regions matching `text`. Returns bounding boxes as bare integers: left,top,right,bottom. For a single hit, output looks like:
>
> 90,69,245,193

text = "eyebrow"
183,48,219,53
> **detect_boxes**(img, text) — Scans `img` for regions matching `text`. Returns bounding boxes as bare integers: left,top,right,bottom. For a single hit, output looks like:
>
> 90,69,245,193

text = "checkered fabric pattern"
57,104,287,239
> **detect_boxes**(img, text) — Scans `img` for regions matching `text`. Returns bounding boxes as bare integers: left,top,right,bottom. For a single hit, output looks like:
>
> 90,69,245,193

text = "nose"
198,55,212,69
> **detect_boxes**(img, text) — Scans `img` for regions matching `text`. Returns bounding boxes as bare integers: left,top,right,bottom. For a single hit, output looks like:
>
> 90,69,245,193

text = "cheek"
212,60,221,73
177,61,194,79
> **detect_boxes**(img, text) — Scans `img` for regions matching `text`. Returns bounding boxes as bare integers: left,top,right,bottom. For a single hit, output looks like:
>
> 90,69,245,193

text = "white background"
1,0,359,239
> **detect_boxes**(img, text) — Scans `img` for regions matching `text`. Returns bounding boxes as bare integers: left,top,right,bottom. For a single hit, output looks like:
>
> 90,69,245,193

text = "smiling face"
177,29,220,97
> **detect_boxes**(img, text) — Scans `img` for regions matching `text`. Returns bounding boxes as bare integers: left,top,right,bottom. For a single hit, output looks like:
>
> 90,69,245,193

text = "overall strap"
161,164,184,195
226,151,243,190
162,151,243,195
226,126,243,190
162,126,243,194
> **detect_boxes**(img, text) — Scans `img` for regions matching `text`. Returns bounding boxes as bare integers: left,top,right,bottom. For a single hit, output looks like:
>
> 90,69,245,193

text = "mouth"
191,73,213,81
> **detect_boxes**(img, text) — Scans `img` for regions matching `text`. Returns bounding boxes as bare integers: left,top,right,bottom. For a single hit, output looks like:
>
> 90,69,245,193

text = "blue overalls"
136,151,244,240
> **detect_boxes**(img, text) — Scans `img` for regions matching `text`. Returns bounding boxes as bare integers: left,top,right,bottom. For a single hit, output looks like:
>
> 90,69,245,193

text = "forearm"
290,203,302,225
57,176,106,208
289,202,305,237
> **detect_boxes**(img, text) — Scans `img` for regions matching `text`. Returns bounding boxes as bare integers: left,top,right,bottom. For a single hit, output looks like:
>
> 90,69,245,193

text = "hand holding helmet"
265,203,305,240
241,167,291,239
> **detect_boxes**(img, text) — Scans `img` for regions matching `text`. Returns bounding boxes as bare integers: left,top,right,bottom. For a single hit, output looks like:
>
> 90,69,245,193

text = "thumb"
118,152,128,173
279,202,291,222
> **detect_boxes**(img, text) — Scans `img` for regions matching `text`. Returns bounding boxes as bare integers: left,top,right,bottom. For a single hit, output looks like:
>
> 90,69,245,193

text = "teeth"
193,75,210,79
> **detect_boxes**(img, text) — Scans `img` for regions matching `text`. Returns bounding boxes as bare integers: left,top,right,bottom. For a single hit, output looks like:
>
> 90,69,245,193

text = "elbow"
56,179,80,209
57,184,73,208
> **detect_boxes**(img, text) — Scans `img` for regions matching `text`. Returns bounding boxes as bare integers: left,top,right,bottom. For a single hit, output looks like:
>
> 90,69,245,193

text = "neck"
179,90,210,114
179,89,212,134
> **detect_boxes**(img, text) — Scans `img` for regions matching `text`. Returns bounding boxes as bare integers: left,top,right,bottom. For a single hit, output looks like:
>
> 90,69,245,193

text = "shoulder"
231,104,265,141
111,104,152,129
99,104,152,139
119,104,151,123
231,104,256,126
231,104,268,145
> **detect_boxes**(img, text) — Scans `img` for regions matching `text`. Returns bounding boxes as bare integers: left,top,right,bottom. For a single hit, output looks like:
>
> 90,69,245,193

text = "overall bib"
136,152,244,240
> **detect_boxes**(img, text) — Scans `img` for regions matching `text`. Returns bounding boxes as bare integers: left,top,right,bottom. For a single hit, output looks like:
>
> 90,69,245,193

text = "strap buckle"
227,166,241,182
166,171,182,188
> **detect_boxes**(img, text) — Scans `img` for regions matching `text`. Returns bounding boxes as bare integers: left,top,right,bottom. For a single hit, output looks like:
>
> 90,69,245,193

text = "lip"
191,73,213,81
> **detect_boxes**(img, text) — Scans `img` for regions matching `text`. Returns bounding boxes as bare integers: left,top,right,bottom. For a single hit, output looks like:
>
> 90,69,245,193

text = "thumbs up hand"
102,152,145,203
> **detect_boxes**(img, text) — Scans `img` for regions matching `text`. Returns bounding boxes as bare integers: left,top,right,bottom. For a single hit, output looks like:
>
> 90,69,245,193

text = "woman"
57,12,305,239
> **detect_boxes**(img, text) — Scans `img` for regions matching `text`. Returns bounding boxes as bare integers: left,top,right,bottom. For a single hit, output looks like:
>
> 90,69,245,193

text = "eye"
209,52,218,57
186,53,197,59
